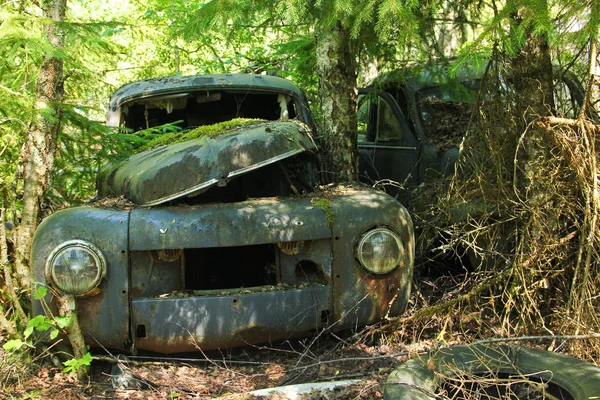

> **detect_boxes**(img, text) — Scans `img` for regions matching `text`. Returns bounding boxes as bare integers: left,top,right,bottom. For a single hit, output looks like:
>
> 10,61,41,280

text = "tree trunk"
1,207,28,328
0,208,19,337
58,295,90,380
507,4,556,331
581,10,599,119
511,5,555,197
315,22,358,183
14,0,67,291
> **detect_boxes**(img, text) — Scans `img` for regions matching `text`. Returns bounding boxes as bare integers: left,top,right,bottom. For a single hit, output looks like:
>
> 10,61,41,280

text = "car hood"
97,121,317,206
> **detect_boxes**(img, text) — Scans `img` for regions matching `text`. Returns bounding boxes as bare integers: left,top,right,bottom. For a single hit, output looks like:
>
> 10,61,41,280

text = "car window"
357,96,370,142
417,88,473,153
122,91,298,132
419,75,581,121
376,98,403,142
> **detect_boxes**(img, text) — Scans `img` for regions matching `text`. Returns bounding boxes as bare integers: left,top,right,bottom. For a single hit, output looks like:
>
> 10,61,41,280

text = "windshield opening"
121,91,298,132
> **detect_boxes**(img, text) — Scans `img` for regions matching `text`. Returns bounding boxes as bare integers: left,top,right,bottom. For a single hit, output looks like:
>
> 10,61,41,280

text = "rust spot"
131,286,144,298
136,335,197,354
79,291,105,322
364,277,396,319
233,323,272,343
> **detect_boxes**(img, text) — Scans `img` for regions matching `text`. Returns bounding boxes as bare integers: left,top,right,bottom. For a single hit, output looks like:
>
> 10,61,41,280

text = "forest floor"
1,273,452,400
4,268,595,399
1,327,437,399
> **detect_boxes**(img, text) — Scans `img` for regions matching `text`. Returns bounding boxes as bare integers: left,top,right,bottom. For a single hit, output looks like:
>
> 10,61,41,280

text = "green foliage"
62,352,93,374
0,0,136,210
313,198,334,227
54,315,73,330
0,0,592,210
2,282,89,375
51,107,124,202
2,339,28,352
0,8,36,211
2,311,73,352
0,0,599,370
24,315,53,339
33,284,48,300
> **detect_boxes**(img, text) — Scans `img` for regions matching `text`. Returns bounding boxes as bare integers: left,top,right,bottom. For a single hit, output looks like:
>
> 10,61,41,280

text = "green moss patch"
139,118,265,152
313,198,334,227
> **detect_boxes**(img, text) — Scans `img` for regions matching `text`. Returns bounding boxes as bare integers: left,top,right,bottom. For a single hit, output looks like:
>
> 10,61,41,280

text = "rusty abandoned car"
357,62,587,189
31,74,415,353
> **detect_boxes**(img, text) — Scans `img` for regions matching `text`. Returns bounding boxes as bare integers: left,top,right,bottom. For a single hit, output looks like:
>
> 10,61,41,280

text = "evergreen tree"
167,0,424,182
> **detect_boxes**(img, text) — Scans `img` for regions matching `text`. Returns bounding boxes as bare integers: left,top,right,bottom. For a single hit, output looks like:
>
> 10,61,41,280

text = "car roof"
363,59,585,96
364,60,492,92
108,73,305,112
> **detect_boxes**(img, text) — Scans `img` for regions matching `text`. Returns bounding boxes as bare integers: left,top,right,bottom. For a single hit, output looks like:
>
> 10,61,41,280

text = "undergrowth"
391,61,600,363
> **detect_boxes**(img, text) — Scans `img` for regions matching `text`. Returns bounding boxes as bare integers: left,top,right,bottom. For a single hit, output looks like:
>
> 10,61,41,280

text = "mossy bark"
315,22,358,183
15,0,67,291
511,5,555,197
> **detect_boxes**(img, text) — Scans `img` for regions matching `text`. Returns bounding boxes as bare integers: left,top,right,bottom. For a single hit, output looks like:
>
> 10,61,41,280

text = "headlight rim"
356,227,405,275
45,239,106,296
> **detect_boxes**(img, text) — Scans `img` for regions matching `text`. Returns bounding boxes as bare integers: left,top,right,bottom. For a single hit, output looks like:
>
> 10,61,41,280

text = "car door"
357,91,421,188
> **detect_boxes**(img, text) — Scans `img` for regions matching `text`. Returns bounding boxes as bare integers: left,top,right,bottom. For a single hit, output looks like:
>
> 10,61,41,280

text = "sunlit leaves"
1,0,597,211
2,339,28,351
33,285,48,301
24,315,52,339
0,0,134,209
63,352,93,374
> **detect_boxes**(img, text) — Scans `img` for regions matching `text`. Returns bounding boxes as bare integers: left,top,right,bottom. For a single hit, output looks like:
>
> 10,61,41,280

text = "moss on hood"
138,118,265,152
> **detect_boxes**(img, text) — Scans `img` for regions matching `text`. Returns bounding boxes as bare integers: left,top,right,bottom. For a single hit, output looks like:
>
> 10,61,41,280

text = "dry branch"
395,269,511,326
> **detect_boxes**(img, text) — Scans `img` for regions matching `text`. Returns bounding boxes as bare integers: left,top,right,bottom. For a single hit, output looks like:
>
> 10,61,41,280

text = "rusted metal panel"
128,197,332,251
97,121,317,206
131,286,331,353
31,187,413,353
279,239,332,286
130,251,182,299
329,188,415,328
31,207,131,350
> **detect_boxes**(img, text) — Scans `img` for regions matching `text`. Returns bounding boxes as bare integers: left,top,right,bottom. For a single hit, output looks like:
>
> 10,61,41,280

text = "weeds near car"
395,60,600,363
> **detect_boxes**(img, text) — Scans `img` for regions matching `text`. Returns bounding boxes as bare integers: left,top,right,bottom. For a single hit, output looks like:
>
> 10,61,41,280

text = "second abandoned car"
357,62,587,189
31,74,414,353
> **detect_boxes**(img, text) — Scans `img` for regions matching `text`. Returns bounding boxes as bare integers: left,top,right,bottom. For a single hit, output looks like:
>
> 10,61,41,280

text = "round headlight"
356,228,404,274
45,240,106,296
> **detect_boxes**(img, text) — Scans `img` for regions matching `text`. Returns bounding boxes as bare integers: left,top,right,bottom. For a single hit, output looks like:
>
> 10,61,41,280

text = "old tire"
384,343,600,400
